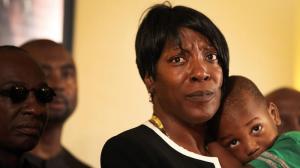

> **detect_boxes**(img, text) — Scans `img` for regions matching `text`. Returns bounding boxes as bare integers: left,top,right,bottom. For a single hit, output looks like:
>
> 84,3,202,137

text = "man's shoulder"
22,149,91,168
61,147,91,168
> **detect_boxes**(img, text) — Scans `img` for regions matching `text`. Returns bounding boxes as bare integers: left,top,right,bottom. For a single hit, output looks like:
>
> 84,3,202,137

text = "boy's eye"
251,124,262,134
229,139,240,149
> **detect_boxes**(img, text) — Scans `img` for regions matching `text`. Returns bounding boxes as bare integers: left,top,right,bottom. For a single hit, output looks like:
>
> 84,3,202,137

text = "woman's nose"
189,59,210,82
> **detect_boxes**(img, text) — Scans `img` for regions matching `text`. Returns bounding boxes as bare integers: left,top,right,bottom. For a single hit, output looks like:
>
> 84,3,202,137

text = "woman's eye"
251,124,262,134
206,53,218,62
229,139,240,149
169,56,186,64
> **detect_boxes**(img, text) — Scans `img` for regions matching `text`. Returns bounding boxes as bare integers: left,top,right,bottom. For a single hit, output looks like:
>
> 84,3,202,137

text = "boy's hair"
222,75,266,109
135,2,229,83
207,75,266,140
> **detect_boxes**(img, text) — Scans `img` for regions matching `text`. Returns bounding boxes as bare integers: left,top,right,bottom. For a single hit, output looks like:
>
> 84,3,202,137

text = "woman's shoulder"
106,124,153,143
102,124,156,152
101,123,220,168
100,124,167,167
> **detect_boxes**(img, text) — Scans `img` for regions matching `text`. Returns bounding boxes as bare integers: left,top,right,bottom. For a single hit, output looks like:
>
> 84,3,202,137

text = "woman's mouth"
185,90,215,102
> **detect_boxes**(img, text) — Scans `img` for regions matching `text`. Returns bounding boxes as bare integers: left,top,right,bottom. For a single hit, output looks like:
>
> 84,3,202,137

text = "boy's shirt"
248,131,300,168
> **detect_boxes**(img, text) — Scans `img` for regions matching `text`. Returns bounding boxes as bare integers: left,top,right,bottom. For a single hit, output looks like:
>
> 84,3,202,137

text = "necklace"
149,115,208,155
149,114,167,135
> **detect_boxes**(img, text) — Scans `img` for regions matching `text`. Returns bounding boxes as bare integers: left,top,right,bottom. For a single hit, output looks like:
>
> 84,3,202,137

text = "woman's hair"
135,2,229,82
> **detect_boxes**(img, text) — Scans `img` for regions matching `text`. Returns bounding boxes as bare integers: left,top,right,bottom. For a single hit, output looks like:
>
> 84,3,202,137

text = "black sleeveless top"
101,122,220,168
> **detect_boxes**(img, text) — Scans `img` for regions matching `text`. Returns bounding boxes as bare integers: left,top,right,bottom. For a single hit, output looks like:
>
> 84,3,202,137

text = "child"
207,75,300,168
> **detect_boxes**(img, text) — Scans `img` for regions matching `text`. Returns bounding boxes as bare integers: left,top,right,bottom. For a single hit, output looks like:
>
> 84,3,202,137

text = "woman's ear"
144,74,155,94
267,102,281,126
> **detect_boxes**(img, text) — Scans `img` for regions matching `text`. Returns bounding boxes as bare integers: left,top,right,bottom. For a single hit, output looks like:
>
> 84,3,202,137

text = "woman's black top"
101,122,220,168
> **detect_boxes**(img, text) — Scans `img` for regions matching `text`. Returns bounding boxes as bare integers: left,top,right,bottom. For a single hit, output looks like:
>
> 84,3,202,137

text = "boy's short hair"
222,75,266,108
207,75,266,140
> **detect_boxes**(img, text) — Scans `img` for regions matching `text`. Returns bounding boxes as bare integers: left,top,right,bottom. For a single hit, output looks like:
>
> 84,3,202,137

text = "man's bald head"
0,46,44,80
0,45,47,153
21,40,77,124
21,39,71,63
266,88,300,133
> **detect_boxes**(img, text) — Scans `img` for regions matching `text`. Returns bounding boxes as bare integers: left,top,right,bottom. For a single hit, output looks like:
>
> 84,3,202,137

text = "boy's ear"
143,74,155,94
267,102,281,126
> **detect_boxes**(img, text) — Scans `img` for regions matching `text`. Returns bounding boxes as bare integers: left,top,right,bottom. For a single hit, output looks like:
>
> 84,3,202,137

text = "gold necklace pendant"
149,115,166,134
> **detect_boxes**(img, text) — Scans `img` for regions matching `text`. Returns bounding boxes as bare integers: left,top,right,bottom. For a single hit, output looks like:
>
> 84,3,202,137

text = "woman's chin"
185,112,216,125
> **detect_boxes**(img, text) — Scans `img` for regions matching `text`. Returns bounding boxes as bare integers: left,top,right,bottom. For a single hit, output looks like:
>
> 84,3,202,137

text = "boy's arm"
207,142,252,168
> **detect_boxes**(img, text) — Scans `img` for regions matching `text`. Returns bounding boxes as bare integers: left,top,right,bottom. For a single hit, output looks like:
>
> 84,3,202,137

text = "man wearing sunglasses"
21,39,90,168
0,46,55,167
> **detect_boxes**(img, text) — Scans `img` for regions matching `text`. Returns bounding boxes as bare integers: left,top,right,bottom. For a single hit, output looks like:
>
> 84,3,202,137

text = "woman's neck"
152,112,208,155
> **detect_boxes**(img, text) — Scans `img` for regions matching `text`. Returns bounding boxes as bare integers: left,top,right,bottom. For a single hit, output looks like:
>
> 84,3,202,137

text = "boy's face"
217,94,281,163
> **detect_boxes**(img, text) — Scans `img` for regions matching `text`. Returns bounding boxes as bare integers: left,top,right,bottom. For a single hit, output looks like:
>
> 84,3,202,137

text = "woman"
101,2,229,168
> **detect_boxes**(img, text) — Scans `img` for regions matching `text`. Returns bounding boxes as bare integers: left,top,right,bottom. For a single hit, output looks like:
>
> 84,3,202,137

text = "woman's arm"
207,142,252,168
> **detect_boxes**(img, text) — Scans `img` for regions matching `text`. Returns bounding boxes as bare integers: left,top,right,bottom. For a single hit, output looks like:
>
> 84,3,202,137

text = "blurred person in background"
266,87,300,133
21,39,90,168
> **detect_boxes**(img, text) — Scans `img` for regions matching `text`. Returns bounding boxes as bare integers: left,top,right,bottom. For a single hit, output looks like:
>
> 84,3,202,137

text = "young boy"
207,75,300,168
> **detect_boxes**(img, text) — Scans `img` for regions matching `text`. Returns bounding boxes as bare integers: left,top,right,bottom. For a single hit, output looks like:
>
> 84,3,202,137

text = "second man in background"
21,39,90,168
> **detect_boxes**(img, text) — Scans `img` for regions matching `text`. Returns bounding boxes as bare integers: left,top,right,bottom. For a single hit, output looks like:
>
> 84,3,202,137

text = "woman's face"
145,28,223,125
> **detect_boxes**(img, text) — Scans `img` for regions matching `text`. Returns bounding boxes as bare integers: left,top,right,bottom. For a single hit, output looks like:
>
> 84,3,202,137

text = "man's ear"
144,74,155,94
267,102,281,126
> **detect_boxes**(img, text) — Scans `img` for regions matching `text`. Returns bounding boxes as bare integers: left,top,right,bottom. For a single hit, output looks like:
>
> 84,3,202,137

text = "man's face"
276,100,300,133
217,94,281,163
0,51,47,152
266,89,300,133
26,45,77,123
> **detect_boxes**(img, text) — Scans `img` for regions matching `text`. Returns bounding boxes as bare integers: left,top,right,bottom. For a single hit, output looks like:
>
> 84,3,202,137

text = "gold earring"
148,92,153,103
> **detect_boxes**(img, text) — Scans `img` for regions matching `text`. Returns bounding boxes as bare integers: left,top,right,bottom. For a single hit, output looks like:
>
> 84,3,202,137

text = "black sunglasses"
0,85,56,104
